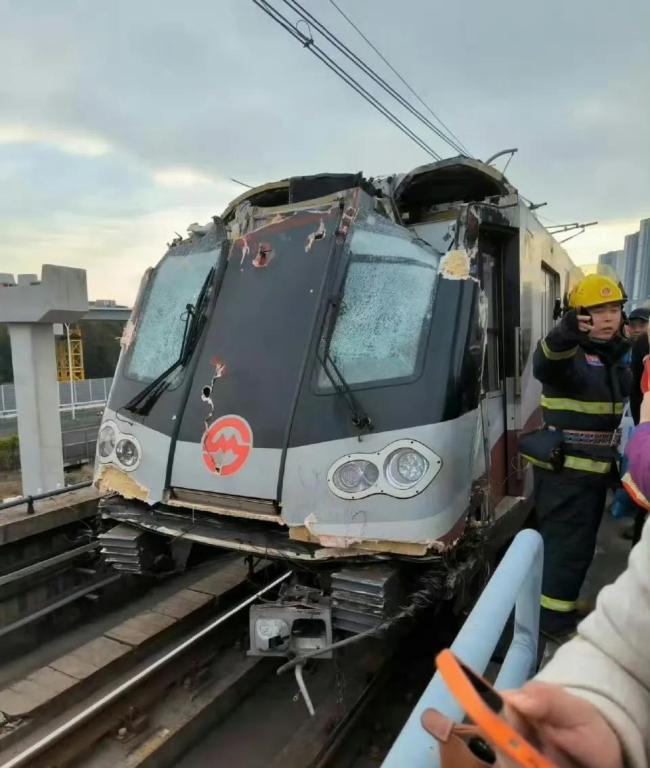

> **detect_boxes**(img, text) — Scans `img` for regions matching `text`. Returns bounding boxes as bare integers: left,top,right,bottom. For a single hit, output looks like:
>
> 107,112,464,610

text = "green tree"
0,321,125,383
0,326,12,384
78,320,125,378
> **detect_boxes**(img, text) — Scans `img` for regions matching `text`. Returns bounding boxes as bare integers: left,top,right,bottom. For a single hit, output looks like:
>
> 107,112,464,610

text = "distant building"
598,249,624,278
632,218,650,302
623,232,640,299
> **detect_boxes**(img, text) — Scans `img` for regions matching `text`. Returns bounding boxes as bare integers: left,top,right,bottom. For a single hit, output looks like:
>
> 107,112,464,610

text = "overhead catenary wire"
252,0,441,160
326,0,471,157
278,0,468,157
251,0,442,160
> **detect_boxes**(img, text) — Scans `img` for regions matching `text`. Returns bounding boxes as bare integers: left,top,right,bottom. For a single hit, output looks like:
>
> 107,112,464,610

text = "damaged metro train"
96,157,581,656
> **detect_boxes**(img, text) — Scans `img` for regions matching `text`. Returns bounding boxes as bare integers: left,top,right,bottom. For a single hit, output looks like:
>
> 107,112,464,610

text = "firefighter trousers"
533,467,608,634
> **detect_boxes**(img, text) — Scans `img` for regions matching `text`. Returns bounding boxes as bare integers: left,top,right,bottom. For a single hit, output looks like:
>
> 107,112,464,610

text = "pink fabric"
624,423,650,510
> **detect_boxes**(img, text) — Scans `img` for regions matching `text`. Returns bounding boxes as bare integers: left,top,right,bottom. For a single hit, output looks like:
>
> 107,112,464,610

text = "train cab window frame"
541,263,560,337
125,247,220,384
315,226,440,393
479,250,503,396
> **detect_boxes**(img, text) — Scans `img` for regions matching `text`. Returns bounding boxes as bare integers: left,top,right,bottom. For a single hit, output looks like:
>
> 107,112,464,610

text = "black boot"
540,608,578,644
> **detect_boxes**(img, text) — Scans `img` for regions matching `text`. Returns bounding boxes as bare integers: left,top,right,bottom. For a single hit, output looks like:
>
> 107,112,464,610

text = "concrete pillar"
0,265,88,497
8,324,65,494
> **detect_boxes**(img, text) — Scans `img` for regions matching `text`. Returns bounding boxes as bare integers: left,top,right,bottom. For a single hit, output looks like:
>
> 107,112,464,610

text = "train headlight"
97,424,116,459
385,448,429,490
332,460,379,495
328,440,440,500
115,437,141,470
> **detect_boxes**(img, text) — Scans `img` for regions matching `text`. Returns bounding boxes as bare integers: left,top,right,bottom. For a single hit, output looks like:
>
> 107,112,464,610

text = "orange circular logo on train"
202,415,253,477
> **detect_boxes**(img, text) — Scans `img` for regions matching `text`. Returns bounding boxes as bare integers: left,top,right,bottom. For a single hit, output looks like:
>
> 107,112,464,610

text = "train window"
319,228,439,388
126,248,219,382
541,264,560,336
479,251,503,393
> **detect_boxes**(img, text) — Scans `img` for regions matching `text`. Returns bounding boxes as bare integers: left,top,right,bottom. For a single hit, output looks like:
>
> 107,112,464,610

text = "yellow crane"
56,324,85,382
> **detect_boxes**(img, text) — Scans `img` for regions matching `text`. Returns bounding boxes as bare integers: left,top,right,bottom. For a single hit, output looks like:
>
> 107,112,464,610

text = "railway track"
168,609,449,768
0,533,124,658
0,546,456,768
0,556,288,768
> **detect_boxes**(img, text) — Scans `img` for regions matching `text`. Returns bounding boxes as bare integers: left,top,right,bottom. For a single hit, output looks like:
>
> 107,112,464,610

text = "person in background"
523,274,630,641
500,343,650,768
627,306,650,341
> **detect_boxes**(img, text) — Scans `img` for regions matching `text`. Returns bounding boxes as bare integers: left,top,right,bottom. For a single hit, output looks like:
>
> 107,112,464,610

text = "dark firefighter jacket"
531,325,631,475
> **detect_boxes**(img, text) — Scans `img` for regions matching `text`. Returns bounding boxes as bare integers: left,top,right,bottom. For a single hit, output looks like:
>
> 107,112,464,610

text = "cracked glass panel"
127,248,219,382
322,227,440,387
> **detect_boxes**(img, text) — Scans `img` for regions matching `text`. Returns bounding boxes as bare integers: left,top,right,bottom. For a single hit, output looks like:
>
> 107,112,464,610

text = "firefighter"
525,273,631,640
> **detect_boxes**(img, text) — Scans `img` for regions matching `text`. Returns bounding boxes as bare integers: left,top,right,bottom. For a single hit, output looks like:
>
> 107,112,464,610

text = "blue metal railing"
382,529,543,768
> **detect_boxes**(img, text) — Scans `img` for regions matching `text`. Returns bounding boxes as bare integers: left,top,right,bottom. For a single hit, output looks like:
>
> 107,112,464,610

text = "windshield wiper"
122,267,215,417
318,349,373,434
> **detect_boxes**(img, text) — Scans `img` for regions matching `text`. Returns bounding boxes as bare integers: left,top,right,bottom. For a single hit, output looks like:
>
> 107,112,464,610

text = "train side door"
478,227,521,505
478,242,508,506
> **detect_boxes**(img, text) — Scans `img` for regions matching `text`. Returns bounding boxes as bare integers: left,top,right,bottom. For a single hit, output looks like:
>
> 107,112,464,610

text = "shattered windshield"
321,226,440,388
126,248,220,382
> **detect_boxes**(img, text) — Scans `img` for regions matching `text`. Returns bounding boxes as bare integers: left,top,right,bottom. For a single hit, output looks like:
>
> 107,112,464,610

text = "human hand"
560,310,591,342
576,315,593,334
497,682,623,768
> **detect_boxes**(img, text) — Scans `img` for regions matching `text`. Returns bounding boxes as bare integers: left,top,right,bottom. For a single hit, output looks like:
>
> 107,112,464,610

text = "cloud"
0,205,226,306
152,167,245,198
0,123,112,157
1,0,649,304
153,167,217,187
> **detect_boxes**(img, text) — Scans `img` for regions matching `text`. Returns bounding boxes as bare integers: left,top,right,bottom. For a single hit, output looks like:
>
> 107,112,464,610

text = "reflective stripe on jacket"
532,328,631,474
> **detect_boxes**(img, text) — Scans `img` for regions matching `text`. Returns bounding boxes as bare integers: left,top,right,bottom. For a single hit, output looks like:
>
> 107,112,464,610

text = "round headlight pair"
332,460,379,494
329,441,439,499
97,422,141,470
385,448,429,489
98,424,116,459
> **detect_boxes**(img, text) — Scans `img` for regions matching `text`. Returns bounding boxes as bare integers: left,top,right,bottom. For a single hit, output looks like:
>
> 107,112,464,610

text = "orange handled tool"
435,649,557,768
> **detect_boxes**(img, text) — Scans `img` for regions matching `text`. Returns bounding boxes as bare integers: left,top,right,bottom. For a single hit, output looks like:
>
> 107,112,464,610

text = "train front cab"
94,159,572,650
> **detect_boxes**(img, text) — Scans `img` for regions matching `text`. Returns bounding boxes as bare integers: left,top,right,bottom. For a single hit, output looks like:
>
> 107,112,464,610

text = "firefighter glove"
558,310,590,345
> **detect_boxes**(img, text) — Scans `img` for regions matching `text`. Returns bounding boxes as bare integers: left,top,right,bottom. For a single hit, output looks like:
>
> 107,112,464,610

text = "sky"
2,0,649,305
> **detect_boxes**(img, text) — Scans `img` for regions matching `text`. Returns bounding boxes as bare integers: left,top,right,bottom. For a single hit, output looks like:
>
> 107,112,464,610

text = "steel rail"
0,570,291,768
0,542,99,589
0,574,121,639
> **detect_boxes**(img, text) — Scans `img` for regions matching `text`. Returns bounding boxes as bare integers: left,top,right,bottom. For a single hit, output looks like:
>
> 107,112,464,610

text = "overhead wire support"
229,177,254,189
251,0,442,160
546,221,598,244
326,0,471,157
547,221,598,233
279,0,468,157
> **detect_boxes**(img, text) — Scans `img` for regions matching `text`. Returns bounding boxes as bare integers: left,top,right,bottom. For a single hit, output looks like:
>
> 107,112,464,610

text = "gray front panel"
95,407,170,504
281,410,479,543
170,440,282,498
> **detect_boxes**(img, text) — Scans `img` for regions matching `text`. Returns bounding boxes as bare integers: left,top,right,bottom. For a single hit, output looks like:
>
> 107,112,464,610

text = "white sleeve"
537,520,650,768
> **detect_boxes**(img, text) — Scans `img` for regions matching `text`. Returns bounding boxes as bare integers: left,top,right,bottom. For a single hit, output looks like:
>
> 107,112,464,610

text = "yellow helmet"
568,274,625,310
